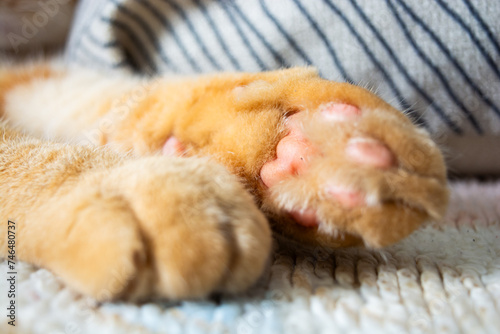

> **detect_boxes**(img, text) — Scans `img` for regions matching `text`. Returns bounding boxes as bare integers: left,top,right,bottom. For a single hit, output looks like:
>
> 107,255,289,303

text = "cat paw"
36,157,271,301
257,72,448,248
233,69,449,248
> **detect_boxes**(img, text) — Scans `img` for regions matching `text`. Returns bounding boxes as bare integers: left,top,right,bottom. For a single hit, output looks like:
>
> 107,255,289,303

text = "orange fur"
0,63,448,300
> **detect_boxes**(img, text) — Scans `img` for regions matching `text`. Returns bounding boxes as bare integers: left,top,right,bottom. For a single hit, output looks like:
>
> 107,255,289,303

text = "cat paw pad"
319,102,362,121
345,137,395,169
162,136,186,156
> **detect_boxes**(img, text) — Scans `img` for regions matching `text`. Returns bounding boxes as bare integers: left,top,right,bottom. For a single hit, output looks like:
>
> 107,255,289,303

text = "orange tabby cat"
0,64,448,301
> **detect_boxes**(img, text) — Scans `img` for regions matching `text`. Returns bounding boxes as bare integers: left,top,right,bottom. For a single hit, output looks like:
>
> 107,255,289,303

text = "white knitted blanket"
2,180,499,334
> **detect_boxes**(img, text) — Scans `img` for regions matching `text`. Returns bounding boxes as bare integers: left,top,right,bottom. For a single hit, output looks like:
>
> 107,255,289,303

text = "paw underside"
164,86,448,249
261,101,448,248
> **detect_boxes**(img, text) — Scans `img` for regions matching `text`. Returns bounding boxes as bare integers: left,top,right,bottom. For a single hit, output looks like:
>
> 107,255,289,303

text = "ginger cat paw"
261,101,448,248
249,70,449,248
155,68,449,249
30,157,271,301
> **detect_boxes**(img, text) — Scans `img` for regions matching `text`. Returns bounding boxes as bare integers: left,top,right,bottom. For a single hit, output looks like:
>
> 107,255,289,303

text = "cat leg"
0,123,271,301
117,68,448,248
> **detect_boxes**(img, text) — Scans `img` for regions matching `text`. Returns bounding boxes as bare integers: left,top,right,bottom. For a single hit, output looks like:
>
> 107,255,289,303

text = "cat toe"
162,136,186,156
319,102,362,121
260,114,317,188
345,137,396,169
325,184,367,208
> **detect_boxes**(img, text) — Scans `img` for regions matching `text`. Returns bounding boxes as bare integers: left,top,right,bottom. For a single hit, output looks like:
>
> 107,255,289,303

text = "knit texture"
2,180,499,334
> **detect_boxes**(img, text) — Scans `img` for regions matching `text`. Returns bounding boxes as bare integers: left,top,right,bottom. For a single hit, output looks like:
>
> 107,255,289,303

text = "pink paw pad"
319,102,362,121
346,138,395,169
260,115,318,188
289,209,318,227
162,136,186,157
325,185,366,208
